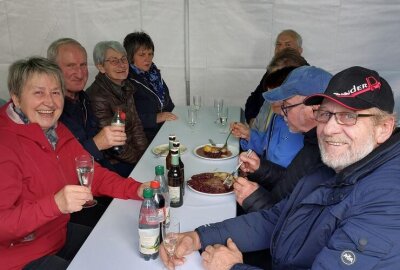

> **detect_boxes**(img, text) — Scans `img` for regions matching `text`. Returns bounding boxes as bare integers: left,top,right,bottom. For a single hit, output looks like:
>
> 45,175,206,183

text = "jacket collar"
333,128,400,186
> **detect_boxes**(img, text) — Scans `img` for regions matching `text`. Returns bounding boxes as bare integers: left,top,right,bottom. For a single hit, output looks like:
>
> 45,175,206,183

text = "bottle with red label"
138,188,160,260
111,108,126,154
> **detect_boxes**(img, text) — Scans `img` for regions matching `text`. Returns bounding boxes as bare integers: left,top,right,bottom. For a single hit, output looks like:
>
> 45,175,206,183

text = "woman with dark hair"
123,31,176,142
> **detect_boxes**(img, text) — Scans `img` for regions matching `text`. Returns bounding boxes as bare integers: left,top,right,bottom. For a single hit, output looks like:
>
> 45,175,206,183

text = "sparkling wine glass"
162,219,180,259
214,98,224,124
219,106,229,133
192,95,202,111
75,154,97,208
187,106,197,128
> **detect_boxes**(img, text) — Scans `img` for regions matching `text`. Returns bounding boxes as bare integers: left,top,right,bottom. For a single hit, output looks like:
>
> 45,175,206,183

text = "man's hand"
160,231,201,270
239,151,260,173
93,125,126,151
202,238,243,270
230,122,250,141
157,112,178,123
54,185,93,214
233,177,259,205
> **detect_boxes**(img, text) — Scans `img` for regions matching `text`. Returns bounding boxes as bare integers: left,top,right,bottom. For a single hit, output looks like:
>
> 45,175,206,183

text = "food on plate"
197,145,231,158
187,172,234,194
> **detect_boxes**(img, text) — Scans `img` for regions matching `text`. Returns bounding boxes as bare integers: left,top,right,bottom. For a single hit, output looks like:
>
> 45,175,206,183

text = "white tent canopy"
1,0,399,114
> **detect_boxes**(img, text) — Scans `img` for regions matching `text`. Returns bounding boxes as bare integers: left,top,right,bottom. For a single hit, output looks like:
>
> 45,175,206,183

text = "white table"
68,106,241,270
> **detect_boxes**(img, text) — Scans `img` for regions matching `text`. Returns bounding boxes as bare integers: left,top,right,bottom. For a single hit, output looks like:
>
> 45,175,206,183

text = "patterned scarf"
130,63,165,105
13,104,58,150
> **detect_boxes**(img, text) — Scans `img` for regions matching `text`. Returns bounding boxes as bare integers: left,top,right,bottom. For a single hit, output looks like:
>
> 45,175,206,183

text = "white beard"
318,133,376,172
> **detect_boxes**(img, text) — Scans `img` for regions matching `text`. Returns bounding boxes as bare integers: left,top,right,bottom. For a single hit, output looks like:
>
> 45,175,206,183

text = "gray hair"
47,38,87,62
8,56,65,98
277,29,303,48
93,41,127,65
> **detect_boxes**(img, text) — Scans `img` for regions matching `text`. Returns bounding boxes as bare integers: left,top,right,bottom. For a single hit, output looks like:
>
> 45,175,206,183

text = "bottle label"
139,212,159,225
138,228,160,254
169,186,181,203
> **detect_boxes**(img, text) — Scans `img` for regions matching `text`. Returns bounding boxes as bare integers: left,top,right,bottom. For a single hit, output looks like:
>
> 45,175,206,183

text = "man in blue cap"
235,65,332,213
160,66,400,270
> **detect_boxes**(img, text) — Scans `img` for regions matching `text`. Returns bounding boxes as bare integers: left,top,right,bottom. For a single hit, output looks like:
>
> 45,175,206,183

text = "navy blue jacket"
197,128,400,269
128,70,174,142
60,91,114,171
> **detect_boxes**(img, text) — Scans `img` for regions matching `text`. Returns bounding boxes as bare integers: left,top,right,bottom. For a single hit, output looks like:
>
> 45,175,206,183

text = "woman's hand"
54,185,93,214
137,182,151,198
239,151,260,173
157,112,178,123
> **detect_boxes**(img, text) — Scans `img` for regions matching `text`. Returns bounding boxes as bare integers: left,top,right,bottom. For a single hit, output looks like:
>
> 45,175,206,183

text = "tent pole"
184,0,190,106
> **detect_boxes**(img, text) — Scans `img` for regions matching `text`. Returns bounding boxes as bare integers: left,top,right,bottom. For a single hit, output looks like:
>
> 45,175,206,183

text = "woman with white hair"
86,41,148,177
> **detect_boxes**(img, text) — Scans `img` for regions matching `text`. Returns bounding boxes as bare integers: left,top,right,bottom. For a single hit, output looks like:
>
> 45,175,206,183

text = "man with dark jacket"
161,66,400,270
235,66,332,213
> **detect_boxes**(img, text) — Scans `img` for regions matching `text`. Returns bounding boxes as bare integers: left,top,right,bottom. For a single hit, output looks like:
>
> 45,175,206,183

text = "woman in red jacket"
0,57,148,270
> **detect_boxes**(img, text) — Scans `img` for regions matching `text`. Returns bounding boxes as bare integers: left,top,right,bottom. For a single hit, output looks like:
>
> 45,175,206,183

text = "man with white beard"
160,66,400,270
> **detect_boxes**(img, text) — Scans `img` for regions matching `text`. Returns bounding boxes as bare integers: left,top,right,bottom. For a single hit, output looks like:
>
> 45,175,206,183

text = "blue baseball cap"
263,66,332,102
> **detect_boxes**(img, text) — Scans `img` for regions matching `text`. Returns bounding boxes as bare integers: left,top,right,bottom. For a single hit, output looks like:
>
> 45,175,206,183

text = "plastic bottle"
168,148,183,207
138,188,160,260
165,134,176,170
155,165,170,225
111,108,126,154
150,180,166,242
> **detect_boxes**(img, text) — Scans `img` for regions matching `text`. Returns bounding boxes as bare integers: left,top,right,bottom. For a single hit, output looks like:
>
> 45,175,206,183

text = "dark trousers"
23,222,92,270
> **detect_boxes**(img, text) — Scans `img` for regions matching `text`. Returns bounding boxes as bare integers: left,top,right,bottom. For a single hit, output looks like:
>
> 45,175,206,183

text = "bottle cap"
150,180,160,189
173,141,180,147
143,188,153,198
171,148,179,155
155,165,164,175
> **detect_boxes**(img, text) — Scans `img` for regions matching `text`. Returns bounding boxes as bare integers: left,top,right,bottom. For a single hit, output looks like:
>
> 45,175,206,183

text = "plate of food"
193,144,239,160
187,172,234,196
152,143,187,157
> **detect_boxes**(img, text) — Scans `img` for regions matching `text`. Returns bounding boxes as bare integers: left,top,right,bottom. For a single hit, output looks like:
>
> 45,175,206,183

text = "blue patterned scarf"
130,63,165,105
13,104,58,150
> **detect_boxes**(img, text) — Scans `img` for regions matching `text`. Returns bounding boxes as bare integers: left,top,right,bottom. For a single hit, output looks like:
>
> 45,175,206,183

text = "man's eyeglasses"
313,110,376,126
105,56,128,66
281,102,303,117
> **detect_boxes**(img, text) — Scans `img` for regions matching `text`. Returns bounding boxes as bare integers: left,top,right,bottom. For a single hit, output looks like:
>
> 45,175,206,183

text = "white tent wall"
0,0,399,115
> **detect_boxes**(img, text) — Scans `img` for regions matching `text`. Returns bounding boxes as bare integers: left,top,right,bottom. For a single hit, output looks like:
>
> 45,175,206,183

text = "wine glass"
187,106,197,128
162,219,180,260
75,154,97,208
213,98,224,123
192,95,202,111
219,106,229,133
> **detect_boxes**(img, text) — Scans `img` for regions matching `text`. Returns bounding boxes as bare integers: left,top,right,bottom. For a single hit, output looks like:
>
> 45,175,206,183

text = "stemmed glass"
214,98,224,124
187,106,198,129
219,106,229,133
192,95,202,111
162,219,180,260
75,154,97,208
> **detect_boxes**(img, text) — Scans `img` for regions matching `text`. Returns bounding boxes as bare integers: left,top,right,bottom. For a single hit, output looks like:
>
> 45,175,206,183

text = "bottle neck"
171,154,179,166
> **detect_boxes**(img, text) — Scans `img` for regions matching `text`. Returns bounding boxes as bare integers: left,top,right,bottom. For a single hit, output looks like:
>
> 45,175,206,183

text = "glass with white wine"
75,154,97,208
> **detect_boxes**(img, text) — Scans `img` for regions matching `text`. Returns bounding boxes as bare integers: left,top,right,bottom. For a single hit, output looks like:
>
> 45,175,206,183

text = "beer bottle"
173,141,185,196
168,148,183,207
165,134,176,170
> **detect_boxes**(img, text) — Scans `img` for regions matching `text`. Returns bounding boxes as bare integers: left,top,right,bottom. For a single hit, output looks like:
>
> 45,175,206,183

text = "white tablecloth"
68,106,242,270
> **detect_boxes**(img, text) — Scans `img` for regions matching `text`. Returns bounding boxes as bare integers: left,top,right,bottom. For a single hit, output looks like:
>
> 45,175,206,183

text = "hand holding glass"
162,220,180,259
75,154,97,208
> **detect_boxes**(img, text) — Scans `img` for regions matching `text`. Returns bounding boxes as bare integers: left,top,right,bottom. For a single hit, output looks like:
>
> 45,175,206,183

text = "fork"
223,149,253,187
222,129,233,150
